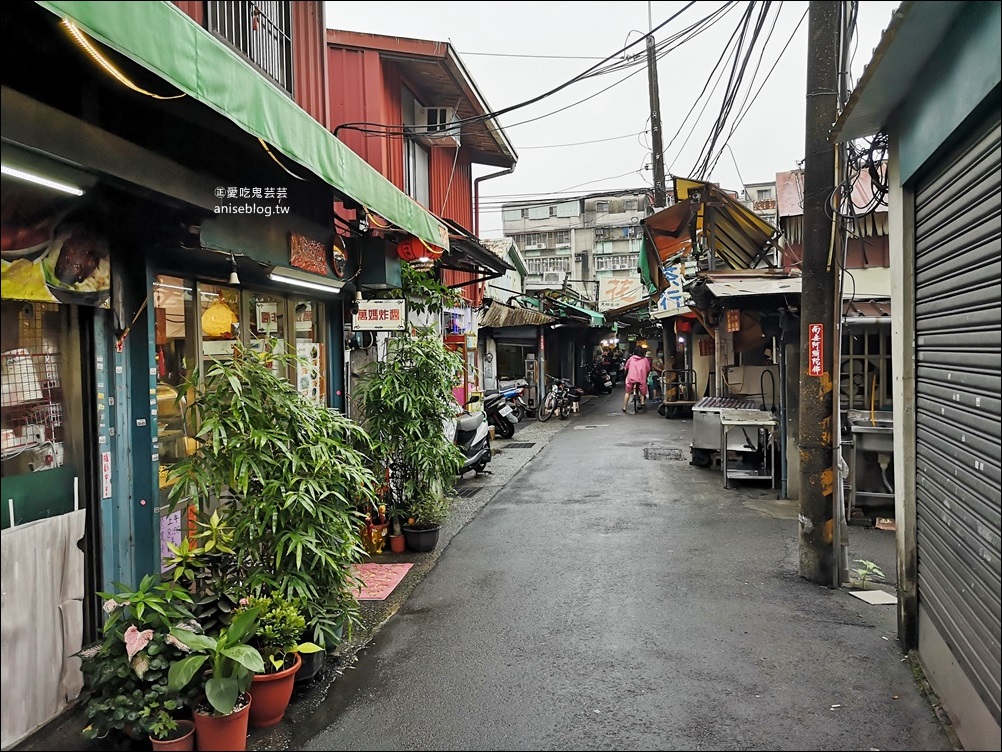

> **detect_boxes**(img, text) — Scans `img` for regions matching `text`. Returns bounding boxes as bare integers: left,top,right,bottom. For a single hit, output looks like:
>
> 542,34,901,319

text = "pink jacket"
625,354,651,385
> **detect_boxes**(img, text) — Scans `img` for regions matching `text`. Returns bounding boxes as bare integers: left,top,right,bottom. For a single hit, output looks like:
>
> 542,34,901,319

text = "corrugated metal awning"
479,301,555,328
39,0,450,251
642,177,781,293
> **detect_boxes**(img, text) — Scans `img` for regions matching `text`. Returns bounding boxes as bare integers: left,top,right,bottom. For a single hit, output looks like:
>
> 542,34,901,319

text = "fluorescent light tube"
269,267,344,293
1,164,84,196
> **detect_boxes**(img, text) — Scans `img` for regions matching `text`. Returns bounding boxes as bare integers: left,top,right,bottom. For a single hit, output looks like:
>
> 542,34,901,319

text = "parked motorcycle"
585,363,614,395
451,397,492,476
497,378,531,422
483,389,518,439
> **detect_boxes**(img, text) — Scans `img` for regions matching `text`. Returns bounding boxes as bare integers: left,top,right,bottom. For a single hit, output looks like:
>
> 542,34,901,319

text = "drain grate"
504,442,536,449
644,447,685,461
454,486,482,498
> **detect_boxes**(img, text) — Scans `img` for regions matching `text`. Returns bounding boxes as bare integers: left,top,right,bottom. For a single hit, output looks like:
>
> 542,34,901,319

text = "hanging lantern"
397,236,443,263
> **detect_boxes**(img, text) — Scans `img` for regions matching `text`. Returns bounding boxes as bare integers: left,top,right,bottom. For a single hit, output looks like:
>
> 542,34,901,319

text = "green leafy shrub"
234,592,322,673
77,576,201,741
359,326,465,529
166,342,381,650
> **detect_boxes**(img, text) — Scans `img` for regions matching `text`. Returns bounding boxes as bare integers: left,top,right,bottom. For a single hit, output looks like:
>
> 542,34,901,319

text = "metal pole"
798,0,840,586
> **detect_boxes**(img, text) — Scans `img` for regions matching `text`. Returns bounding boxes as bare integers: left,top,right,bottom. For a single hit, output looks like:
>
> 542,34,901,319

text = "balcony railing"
206,1,293,94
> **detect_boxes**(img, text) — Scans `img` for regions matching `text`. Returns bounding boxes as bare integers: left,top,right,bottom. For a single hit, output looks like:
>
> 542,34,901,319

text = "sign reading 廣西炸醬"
352,299,406,331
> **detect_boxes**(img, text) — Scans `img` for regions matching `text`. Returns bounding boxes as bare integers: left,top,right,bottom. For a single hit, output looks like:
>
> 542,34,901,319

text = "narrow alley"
276,395,954,752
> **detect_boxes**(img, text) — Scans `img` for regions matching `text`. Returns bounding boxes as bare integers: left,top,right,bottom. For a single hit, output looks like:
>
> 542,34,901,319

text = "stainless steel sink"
848,410,894,453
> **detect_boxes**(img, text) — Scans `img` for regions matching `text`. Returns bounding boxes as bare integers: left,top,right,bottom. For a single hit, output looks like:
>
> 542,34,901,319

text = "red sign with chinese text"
808,323,824,376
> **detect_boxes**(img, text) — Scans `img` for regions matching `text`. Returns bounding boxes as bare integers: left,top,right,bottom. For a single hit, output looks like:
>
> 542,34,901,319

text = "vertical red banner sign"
808,323,824,376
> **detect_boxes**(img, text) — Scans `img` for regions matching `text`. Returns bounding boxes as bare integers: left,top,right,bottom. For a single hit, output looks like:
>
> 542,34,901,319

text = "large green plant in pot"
166,342,380,651
359,325,465,529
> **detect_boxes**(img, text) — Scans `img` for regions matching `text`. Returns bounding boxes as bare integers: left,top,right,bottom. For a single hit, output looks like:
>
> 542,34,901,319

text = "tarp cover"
38,1,449,250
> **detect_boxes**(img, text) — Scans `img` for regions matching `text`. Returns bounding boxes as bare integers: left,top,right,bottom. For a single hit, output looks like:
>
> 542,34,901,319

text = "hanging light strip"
61,19,186,100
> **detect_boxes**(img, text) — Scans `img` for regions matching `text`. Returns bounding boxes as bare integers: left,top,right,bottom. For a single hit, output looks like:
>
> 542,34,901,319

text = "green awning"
550,299,605,328
37,1,449,251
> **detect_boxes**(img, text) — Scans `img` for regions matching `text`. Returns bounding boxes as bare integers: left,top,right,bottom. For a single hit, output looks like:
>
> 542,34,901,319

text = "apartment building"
500,189,657,310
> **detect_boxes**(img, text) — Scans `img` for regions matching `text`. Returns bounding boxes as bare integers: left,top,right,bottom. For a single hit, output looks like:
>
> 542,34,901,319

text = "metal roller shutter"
914,114,1002,725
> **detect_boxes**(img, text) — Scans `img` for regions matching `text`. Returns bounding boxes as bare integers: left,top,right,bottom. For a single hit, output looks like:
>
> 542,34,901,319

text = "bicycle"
538,376,572,422
630,382,642,414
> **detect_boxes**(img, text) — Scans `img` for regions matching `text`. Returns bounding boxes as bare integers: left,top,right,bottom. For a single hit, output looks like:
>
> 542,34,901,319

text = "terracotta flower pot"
248,652,302,728
149,719,195,752
193,694,251,752
389,533,406,554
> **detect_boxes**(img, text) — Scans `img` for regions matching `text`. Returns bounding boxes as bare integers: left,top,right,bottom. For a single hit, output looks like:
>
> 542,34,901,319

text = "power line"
333,1,709,139
457,51,607,60
518,130,648,149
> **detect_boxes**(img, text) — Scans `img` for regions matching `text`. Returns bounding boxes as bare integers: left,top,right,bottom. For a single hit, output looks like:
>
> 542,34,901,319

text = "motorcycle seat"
457,412,484,433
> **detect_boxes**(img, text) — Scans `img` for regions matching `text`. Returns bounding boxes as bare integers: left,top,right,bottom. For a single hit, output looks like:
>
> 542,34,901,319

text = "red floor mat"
352,563,414,600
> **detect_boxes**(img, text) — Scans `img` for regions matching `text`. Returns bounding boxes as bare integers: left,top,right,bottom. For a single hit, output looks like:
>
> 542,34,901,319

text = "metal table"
718,408,778,489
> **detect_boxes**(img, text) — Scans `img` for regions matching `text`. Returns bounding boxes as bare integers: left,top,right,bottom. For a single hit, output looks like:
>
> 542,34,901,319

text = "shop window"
1,301,84,527
199,283,242,370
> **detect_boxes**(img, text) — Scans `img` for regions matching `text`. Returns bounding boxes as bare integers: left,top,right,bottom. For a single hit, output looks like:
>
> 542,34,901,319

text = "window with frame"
594,254,639,272
206,1,293,93
401,87,430,207
525,257,571,275
596,201,610,213
756,188,772,201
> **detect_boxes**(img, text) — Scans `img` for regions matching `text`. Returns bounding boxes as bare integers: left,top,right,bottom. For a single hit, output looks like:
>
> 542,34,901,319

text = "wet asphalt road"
293,395,952,751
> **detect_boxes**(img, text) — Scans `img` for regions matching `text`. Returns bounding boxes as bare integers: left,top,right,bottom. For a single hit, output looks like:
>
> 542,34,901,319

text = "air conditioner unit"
414,106,461,147
555,243,571,249
526,243,547,251
595,229,608,239
542,271,566,285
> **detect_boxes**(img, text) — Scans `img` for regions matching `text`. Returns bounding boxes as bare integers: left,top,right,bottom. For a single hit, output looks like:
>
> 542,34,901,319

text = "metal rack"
719,408,778,489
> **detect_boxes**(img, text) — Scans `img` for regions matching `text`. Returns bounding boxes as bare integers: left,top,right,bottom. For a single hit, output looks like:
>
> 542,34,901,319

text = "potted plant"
358,325,465,554
76,576,201,746
167,606,265,752
165,342,382,663
402,489,453,552
234,593,322,728
141,701,196,752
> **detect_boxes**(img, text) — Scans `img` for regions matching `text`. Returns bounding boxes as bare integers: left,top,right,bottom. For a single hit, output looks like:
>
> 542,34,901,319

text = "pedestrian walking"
649,349,664,403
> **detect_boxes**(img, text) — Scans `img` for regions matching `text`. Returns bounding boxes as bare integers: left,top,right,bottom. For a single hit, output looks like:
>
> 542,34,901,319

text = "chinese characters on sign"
808,323,824,376
352,299,406,331
726,309,742,333
599,278,645,310
654,264,689,314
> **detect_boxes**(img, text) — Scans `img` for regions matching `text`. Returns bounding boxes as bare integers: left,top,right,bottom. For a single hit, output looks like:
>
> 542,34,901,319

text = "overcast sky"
324,1,901,237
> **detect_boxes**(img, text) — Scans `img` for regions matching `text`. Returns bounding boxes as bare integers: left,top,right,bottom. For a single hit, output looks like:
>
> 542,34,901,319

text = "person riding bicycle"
622,346,651,412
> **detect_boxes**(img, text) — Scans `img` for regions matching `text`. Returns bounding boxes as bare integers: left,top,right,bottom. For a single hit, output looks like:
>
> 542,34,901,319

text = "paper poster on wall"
160,508,183,572
296,342,323,403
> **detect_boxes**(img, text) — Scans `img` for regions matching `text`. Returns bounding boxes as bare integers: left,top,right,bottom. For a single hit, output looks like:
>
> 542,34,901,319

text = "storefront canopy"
479,300,555,328
641,177,781,292
438,219,513,287
37,0,450,251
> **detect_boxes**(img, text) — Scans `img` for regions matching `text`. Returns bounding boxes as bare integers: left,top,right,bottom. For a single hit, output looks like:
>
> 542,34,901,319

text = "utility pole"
798,1,840,586
646,2,667,209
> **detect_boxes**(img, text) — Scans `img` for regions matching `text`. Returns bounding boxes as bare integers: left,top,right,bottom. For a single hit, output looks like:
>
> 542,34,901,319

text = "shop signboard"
599,278,645,310
352,299,406,331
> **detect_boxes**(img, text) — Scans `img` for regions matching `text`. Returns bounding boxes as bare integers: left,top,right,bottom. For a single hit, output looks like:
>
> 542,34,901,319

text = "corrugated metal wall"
292,1,327,127
913,114,1002,727
431,147,473,229
172,0,205,26
327,46,391,177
